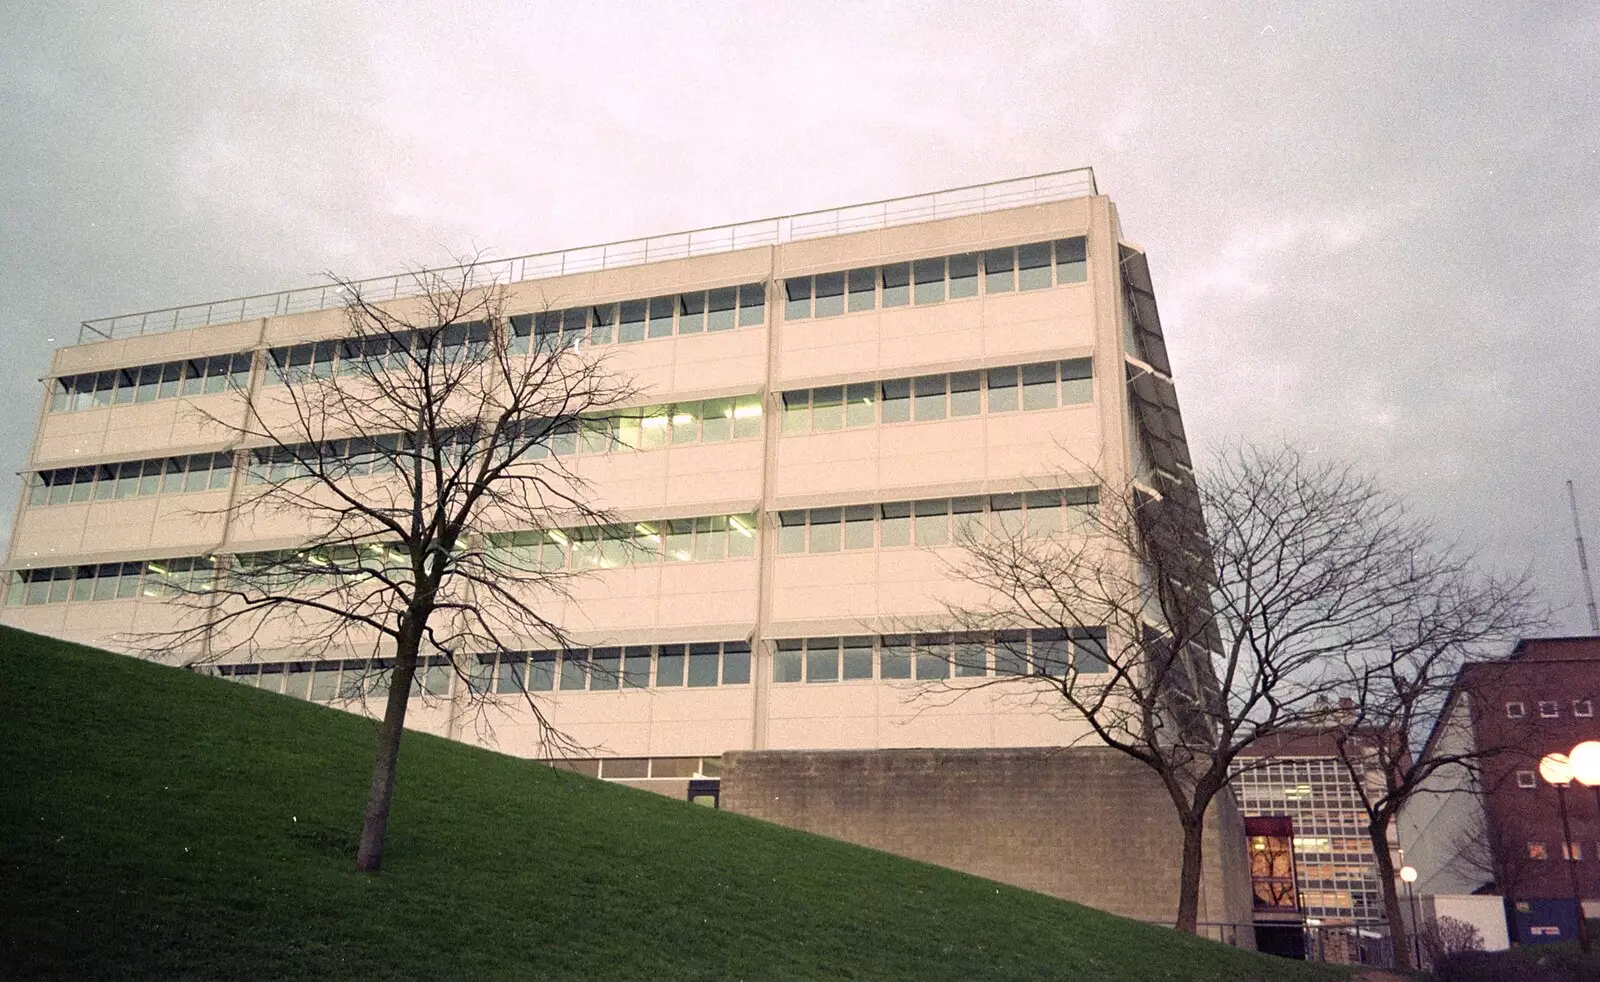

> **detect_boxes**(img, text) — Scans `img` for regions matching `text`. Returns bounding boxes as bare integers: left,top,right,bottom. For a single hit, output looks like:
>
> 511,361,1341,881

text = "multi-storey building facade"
1231,727,1398,926
1402,637,1600,911
0,170,1245,923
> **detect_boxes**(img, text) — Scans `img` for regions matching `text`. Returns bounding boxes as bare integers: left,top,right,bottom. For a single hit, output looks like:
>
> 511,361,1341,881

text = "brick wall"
722,746,1253,934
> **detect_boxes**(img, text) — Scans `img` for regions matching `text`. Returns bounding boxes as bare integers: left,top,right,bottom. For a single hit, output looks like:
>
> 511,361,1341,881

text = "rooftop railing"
77,167,1097,346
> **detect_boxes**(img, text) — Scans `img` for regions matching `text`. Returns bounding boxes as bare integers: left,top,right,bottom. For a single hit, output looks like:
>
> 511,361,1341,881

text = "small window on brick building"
1576,700,1594,718
1529,842,1548,860
1517,770,1537,789
1565,842,1584,861
1506,701,1526,718
1540,701,1560,718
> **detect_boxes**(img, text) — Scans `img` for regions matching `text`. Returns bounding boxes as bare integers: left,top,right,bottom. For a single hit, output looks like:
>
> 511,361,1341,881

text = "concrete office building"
2,169,1247,925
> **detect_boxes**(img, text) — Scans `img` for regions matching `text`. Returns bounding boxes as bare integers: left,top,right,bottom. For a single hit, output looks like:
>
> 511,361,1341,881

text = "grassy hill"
0,627,1350,981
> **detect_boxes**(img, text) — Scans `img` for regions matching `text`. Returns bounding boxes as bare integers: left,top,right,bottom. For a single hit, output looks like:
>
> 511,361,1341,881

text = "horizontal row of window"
217,641,755,699
8,483,1100,603
777,489,1098,553
517,284,767,350
1506,699,1593,718
521,396,764,458
6,509,762,605
780,358,1091,434
7,557,216,606
28,453,235,506
1527,841,1593,861
47,284,767,413
49,355,254,413
770,629,1108,683
50,235,1088,416
783,237,1086,321
487,515,758,570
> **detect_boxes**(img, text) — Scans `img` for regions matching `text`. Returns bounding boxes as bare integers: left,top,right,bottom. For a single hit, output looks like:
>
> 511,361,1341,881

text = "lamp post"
1569,741,1600,947
1400,865,1421,970
1540,752,1590,953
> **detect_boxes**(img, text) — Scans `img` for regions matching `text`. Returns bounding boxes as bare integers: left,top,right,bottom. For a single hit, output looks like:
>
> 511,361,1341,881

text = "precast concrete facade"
1,171,1223,914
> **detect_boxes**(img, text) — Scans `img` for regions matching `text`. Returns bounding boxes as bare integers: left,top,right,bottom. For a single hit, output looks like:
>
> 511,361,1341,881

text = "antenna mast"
1569,480,1600,634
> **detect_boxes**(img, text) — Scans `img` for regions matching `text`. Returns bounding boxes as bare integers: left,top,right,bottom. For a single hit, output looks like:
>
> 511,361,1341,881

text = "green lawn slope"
0,627,1349,981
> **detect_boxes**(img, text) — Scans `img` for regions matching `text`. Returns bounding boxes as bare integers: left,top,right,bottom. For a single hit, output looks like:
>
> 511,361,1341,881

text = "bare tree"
1324,582,1538,969
146,260,635,872
940,444,1515,936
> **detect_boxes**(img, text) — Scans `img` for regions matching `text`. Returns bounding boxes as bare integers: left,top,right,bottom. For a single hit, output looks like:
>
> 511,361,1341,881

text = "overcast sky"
3,3,1596,634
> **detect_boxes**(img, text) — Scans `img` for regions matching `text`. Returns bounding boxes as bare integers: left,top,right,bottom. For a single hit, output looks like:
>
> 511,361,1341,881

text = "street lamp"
1400,865,1421,969
1540,751,1591,953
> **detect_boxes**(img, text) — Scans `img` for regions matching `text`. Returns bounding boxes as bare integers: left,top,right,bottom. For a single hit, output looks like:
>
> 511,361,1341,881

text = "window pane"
880,636,913,679
722,641,751,685
687,642,720,687
1060,358,1093,404
618,300,647,343
785,278,812,320
590,648,621,690
987,367,1019,412
1018,242,1052,290
527,652,556,691
881,264,910,307
1021,362,1058,410
810,386,843,431
842,637,874,680
807,508,842,553
112,368,137,404
671,403,701,445
656,646,686,687
954,634,988,677
589,305,616,345
843,505,875,549
995,631,1028,675
647,296,675,338
496,654,527,694
1033,629,1070,677
727,514,757,557
781,391,810,434
813,272,845,318
805,638,839,683
847,268,876,311
1072,628,1109,674
952,497,984,540
664,519,695,562
1055,236,1088,284
737,283,765,326
916,636,950,680
991,493,1023,536
693,516,727,562
880,502,911,547
913,258,946,304
778,511,808,553
880,378,911,423
773,640,803,683
913,499,950,546
678,292,706,334
1025,490,1061,536
948,253,978,298
701,398,733,442
844,383,876,427
733,394,763,439
913,375,947,421
706,287,736,332
984,249,1016,293
557,651,588,690
623,646,651,688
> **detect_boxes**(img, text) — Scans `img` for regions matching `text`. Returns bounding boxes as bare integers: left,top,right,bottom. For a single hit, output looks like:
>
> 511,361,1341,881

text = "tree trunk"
1175,813,1205,934
1369,822,1413,972
355,639,420,873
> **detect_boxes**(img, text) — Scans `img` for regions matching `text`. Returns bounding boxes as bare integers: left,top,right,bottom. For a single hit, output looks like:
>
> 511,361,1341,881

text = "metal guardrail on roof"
77,167,1098,346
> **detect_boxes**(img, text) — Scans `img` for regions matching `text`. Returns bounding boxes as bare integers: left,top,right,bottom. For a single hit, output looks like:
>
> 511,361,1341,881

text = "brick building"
1400,637,1600,908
